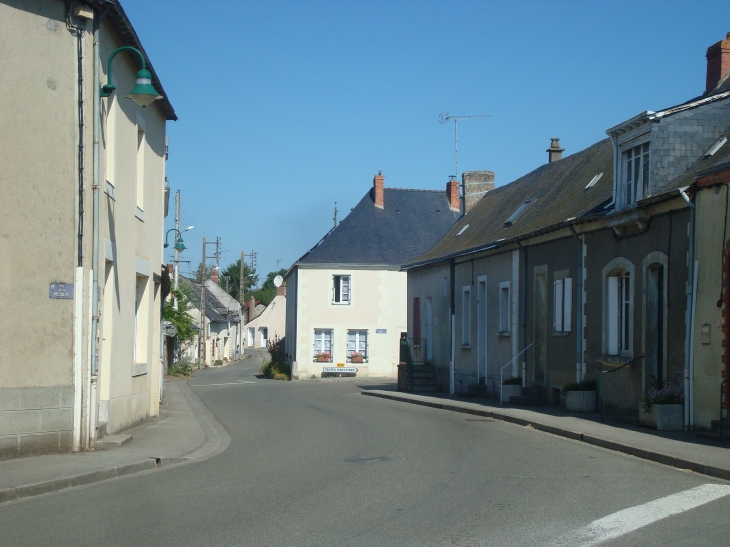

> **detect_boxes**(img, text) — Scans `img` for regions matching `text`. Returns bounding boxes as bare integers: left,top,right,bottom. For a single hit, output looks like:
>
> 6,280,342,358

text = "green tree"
193,261,214,282
163,288,196,344
253,268,288,307
221,259,259,302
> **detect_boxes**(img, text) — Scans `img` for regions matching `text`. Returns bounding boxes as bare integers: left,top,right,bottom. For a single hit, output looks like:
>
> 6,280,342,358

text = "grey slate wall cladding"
651,100,730,191
0,385,74,459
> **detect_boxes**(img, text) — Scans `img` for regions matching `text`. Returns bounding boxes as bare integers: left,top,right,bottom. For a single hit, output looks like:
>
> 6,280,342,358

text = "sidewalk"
0,378,230,505
361,389,730,481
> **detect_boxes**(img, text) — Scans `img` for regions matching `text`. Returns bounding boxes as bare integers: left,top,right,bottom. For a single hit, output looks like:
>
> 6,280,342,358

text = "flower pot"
501,384,521,403
565,390,596,413
639,403,683,430
350,357,364,363
316,357,329,363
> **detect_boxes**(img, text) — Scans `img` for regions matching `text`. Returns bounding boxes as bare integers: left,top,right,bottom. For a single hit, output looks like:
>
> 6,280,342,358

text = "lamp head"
126,68,163,107
173,236,187,252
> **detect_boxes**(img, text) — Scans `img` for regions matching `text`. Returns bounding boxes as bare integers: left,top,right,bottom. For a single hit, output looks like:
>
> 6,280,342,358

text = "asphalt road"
1,353,729,546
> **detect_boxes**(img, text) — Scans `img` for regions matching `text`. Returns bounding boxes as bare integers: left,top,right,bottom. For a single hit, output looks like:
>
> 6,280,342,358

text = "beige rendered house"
285,174,461,379
0,0,176,458
245,284,287,349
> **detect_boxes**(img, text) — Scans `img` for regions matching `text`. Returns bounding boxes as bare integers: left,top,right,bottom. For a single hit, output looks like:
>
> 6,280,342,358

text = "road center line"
553,483,730,546
190,381,256,387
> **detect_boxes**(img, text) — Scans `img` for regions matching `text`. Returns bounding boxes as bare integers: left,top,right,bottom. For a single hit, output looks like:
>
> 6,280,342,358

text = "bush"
168,355,196,377
562,379,597,395
258,335,290,380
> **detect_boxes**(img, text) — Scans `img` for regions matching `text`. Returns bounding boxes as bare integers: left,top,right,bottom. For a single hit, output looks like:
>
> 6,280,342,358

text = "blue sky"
120,0,730,283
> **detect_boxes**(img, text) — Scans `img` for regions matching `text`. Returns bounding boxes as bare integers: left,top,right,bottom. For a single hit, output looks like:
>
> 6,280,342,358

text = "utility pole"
199,237,207,364
333,202,338,227
173,190,180,310
239,251,245,303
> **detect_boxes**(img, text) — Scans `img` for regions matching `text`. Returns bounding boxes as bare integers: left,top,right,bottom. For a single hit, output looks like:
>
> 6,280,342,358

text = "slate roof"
408,139,614,268
295,187,461,268
182,277,231,322
655,129,730,194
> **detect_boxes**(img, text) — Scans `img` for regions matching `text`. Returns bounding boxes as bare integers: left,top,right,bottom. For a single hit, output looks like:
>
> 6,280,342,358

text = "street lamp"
99,46,163,107
165,226,193,251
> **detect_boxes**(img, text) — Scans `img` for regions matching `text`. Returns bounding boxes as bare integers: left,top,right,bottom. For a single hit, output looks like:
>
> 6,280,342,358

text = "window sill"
332,302,351,306
461,344,471,349
135,206,145,222
497,331,511,337
550,331,571,337
132,362,148,377
597,356,633,367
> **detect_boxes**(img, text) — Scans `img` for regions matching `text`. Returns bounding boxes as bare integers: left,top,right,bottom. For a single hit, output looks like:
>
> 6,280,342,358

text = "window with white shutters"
554,278,572,332
333,275,351,304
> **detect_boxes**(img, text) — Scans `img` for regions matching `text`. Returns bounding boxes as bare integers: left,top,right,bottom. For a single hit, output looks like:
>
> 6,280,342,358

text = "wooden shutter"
563,278,572,332
607,277,619,355
554,279,564,332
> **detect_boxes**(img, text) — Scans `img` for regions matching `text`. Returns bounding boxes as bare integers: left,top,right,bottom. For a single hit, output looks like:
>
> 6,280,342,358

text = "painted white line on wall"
553,484,730,546
190,381,257,387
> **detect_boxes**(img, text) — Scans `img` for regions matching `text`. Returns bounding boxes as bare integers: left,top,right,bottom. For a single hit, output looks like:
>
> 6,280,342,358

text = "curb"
0,459,158,505
361,391,730,482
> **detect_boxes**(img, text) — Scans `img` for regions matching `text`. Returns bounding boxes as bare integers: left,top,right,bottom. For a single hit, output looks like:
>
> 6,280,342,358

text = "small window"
461,287,471,346
554,278,573,332
499,282,510,333
705,136,728,158
621,142,650,206
333,275,351,304
313,329,333,361
347,330,368,360
504,199,533,227
607,272,631,355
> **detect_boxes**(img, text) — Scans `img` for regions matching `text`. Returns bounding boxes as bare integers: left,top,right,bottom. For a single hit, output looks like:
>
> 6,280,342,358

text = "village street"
0,355,728,547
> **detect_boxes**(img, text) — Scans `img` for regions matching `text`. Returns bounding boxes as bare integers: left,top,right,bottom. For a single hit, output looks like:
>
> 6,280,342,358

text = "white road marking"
553,483,730,546
191,381,256,387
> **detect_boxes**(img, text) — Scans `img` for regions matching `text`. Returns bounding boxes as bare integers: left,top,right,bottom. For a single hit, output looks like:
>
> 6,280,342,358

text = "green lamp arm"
100,46,148,98
164,228,181,248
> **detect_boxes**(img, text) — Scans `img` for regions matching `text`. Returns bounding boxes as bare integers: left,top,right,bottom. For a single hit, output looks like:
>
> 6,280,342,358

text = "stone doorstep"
361,391,730,482
95,434,133,447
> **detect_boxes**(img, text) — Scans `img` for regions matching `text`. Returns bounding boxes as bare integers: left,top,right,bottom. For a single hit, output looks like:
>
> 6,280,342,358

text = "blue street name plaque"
49,283,74,299
376,328,387,334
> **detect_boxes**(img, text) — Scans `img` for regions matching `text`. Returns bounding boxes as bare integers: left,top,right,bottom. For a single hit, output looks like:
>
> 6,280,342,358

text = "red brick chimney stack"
447,178,460,212
211,267,219,284
706,32,730,95
373,171,384,209
277,282,287,297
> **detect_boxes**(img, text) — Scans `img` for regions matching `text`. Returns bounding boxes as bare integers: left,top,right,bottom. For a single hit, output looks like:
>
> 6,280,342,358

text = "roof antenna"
439,111,490,185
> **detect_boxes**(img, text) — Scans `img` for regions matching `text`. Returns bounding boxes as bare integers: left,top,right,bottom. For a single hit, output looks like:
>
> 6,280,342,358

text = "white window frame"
259,327,268,347
332,274,351,304
499,281,511,334
347,330,368,361
313,329,333,361
606,270,632,356
620,141,650,207
554,277,573,333
461,286,471,346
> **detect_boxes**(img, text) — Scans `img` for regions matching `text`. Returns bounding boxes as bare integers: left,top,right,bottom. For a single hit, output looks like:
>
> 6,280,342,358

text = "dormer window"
621,142,650,206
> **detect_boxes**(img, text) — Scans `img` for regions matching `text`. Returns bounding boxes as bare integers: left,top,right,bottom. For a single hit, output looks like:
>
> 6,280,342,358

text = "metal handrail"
721,378,728,441
599,355,643,422
500,343,534,405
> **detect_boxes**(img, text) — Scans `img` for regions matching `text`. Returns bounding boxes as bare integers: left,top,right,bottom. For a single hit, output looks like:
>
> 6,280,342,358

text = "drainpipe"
449,258,455,396
681,187,696,430
569,225,584,383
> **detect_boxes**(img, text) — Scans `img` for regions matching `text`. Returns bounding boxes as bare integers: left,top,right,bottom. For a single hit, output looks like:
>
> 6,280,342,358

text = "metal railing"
499,343,533,405
599,355,643,422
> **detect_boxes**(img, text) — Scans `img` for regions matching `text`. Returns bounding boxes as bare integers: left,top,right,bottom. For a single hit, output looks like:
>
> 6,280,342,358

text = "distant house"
245,284,287,349
285,173,465,379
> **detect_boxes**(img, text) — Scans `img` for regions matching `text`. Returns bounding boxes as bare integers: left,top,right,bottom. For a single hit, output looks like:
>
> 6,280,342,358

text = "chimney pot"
705,32,730,95
547,138,565,163
373,173,384,209
462,171,495,213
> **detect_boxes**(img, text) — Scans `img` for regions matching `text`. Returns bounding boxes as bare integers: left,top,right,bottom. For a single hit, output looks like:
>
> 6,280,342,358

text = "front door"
425,297,433,361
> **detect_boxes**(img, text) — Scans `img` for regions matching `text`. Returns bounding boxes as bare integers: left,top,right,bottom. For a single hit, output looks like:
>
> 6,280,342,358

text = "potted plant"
562,379,597,413
350,352,364,363
314,352,331,363
501,376,522,403
640,387,684,430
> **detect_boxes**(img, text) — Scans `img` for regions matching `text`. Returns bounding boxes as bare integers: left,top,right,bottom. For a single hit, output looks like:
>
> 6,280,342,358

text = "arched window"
603,258,635,358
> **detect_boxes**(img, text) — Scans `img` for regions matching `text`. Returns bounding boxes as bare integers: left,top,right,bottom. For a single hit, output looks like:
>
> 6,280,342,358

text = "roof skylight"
705,136,728,158
504,199,534,227
585,172,603,190
456,224,469,236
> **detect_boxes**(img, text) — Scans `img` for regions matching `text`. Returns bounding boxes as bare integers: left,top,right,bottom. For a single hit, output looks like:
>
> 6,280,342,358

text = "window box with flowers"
639,388,684,431
349,352,365,364
314,352,332,363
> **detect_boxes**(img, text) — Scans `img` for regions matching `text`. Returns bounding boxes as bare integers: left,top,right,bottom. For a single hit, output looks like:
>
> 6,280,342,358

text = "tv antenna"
439,112,490,181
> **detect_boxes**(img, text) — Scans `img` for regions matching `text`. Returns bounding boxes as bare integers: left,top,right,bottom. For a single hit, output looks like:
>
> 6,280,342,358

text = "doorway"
425,297,433,361
645,264,665,387
533,266,548,383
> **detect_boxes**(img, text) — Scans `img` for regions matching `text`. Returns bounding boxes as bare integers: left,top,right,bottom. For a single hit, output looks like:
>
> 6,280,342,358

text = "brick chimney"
547,138,564,163
462,171,495,213
706,32,730,95
277,282,287,297
373,171,384,209
249,296,256,321
211,267,219,284
446,177,460,212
